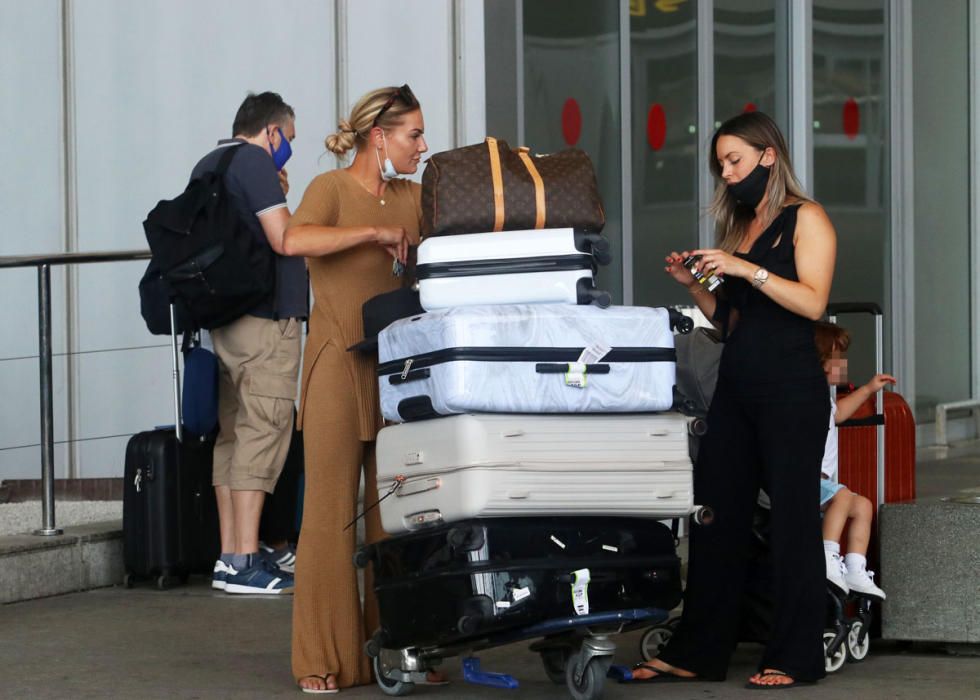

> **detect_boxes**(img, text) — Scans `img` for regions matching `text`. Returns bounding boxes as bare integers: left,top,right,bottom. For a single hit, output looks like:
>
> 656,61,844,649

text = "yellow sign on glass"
655,0,687,13
629,0,646,16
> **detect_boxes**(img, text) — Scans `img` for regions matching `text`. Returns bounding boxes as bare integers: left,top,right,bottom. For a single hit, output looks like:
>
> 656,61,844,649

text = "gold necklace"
350,170,386,206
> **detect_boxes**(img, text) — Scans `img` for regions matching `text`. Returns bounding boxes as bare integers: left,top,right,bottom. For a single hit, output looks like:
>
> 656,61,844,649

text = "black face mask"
727,158,771,208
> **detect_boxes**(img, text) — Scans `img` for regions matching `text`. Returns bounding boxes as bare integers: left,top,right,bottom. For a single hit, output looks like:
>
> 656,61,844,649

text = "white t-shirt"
821,393,838,481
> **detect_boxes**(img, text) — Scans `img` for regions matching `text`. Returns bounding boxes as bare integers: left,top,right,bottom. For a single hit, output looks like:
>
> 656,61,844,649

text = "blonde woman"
282,85,439,694
630,112,837,689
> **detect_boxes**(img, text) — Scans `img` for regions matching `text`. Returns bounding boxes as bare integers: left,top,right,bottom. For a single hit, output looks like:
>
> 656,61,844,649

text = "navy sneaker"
224,558,294,595
259,542,297,575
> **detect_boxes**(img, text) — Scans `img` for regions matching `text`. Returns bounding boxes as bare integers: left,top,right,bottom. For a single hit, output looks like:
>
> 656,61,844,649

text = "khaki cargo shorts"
211,315,301,493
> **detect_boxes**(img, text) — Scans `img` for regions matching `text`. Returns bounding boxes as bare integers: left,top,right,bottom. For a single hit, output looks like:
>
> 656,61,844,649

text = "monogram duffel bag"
421,137,605,236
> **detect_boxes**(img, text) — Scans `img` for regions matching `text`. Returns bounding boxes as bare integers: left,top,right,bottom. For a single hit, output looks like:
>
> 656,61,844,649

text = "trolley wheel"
846,620,870,662
122,573,135,589
353,546,371,569
823,631,847,673
540,648,571,685
639,623,675,661
565,650,610,700
373,655,415,696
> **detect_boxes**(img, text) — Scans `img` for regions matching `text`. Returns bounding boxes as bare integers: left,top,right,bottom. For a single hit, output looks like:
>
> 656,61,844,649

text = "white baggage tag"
565,342,612,388
571,568,591,615
565,362,588,388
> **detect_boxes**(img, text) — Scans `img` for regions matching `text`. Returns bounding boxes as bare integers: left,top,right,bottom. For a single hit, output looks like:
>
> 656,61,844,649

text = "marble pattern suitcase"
376,304,678,422
375,412,695,533
415,227,612,310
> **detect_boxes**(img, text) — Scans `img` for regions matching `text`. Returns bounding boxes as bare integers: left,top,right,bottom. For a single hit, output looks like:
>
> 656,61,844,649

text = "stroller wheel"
373,655,415,696
823,631,847,673
639,624,674,661
846,620,870,661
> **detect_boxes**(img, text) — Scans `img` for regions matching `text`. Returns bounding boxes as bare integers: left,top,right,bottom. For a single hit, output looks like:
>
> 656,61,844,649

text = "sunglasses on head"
373,84,419,127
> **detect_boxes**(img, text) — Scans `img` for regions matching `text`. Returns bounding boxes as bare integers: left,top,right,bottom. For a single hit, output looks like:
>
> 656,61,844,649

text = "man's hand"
278,168,289,196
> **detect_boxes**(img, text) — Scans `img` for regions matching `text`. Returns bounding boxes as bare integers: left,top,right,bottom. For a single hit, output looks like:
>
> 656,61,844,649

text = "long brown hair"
709,112,811,252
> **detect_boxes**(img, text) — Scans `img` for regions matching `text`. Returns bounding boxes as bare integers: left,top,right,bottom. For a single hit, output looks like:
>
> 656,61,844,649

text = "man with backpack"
190,92,307,595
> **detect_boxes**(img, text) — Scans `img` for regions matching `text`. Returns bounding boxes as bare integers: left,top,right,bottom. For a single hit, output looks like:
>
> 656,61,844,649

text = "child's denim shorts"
820,478,846,507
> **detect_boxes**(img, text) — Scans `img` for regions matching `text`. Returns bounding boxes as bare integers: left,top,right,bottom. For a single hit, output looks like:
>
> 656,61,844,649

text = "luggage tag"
565,342,611,388
571,568,591,615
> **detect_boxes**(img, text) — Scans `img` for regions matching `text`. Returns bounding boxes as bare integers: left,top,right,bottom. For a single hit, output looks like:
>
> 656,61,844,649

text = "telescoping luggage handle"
826,302,885,509
169,303,184,443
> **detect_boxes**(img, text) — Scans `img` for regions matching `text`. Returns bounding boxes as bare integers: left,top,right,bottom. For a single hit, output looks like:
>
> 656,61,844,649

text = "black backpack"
140,144,275,333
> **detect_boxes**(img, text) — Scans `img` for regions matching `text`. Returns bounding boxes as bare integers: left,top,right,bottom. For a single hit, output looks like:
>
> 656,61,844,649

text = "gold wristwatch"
752,266,769,289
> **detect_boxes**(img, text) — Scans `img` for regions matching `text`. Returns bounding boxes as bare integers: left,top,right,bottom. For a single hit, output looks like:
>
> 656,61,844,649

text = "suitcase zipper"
378,346,676,377
416,254,595,280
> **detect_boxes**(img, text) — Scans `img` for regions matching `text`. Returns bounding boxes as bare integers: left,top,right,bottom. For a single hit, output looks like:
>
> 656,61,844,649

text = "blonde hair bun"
325,120,357,156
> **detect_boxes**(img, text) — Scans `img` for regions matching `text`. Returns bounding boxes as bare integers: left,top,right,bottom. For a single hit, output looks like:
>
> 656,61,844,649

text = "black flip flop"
623,663,695,684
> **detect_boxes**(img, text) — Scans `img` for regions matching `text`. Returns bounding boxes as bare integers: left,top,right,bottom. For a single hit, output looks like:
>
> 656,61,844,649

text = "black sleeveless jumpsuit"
658,204,830,682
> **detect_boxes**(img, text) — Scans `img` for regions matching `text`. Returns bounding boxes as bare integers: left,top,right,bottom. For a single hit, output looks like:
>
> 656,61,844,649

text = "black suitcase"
122,306,220,588
362,517,682,649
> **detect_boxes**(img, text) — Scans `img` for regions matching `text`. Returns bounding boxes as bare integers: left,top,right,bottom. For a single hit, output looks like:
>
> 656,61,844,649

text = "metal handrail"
0,249,151,536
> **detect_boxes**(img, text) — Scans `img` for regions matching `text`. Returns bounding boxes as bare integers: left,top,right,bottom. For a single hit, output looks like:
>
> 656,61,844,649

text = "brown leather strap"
486,137,505,231
518,147,546,229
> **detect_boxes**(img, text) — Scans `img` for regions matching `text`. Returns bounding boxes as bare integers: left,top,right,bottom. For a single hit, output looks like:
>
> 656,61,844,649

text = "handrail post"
34,263,63,536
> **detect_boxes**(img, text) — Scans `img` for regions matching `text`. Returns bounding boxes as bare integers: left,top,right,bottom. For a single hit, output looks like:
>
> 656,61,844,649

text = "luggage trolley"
356,513,712,700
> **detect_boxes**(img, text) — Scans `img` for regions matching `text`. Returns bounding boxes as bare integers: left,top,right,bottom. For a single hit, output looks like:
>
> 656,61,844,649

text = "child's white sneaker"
825,550,849,595
845,567,886,600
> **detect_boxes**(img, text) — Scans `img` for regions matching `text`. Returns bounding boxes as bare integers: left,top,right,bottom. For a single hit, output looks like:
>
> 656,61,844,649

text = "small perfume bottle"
683,255,724,292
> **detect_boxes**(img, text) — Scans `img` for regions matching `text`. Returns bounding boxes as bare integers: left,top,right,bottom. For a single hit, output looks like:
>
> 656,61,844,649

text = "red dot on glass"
743,102,757,113
561,98,582,146
647,104,666,151
843,98,860,139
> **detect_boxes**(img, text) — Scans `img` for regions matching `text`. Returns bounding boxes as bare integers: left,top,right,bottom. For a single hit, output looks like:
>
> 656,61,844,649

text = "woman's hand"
689,248,756,281
664,251,697,287
373,225,410,263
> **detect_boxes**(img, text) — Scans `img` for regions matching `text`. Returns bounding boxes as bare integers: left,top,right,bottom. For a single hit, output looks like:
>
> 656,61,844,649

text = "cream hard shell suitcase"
375,412,695,533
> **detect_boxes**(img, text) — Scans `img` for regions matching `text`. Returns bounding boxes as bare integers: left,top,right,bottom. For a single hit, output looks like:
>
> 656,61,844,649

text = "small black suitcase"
122,306,219,588
362,517,682,649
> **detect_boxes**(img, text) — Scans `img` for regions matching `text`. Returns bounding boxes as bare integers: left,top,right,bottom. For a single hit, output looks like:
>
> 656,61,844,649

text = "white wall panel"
345,0,455,168
0,0,64,255
0,357,71,479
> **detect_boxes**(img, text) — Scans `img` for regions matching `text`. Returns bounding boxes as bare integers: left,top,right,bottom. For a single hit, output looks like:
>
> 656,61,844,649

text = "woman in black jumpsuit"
633,112,837,689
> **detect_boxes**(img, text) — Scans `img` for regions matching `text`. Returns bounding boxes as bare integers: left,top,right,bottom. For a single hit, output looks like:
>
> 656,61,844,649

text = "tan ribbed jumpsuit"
289,170,421,688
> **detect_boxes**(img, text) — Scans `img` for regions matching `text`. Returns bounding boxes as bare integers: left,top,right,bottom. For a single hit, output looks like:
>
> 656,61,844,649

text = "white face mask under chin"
376,131,398,181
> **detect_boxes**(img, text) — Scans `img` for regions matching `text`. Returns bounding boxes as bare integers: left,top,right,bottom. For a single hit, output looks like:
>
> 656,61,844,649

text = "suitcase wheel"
353,546,371,570
539,648,572,685
155,574,180,591
565,650,611,700
373,655,415,696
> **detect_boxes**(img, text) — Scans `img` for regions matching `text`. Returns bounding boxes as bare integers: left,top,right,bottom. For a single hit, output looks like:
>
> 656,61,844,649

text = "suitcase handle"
388,368,431,385
535,363,610,375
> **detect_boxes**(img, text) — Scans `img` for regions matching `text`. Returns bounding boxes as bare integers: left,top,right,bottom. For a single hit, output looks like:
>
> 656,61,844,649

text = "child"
814,322,896,600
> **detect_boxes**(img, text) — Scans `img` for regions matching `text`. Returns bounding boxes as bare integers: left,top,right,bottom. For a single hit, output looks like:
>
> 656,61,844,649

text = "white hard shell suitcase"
376,412,696,533
377,304,681,422
415,227,613,310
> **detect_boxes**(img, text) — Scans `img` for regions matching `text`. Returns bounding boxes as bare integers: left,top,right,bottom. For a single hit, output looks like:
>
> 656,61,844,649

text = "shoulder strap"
213,142,245,177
